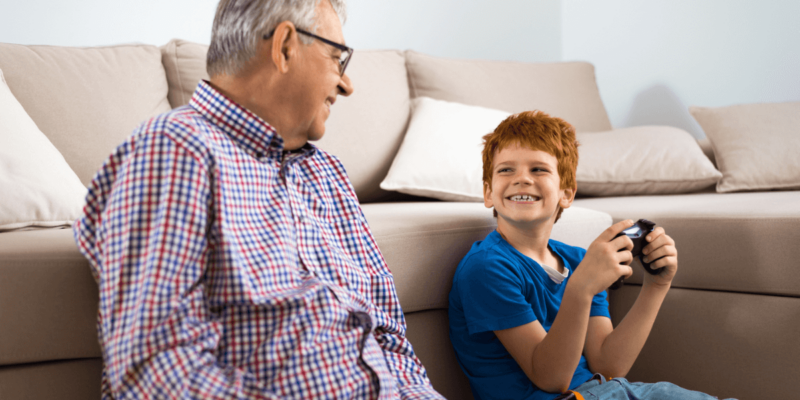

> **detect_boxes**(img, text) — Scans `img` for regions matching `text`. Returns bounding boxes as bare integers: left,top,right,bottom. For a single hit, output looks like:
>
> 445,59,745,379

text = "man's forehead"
314,0,345,43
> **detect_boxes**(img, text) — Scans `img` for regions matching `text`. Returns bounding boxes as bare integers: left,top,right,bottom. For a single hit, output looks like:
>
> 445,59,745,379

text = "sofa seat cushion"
0,228,99,366
0,203,611,368
573,190,800,296
361,202,612,313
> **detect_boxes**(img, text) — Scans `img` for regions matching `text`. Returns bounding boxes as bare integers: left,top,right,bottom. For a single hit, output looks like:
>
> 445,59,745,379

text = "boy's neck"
496,218,564,273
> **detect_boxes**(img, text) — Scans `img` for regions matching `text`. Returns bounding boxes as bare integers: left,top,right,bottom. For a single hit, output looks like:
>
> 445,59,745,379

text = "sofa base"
0,358,101,400
609,285,799,400
405,309,474,400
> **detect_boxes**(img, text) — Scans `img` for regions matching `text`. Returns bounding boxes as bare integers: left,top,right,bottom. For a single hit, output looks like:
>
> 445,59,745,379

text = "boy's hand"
571,220,636,297
641,226,678,288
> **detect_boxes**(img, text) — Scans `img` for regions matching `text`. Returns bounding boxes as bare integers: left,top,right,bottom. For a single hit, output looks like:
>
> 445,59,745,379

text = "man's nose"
337,72,354,96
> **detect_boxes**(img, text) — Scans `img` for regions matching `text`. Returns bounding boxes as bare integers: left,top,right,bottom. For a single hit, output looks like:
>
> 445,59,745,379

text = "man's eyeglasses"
264,28,353,77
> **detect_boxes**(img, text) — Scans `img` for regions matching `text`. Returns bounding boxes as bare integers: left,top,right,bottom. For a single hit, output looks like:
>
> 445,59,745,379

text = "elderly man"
72,0,443,398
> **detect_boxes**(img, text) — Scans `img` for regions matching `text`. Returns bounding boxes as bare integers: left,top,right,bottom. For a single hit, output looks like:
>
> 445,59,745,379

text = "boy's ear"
483,182,494,209
559,185,576,209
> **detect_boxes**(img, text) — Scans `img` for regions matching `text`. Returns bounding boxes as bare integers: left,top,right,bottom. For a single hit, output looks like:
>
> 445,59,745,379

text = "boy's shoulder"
548,238,587,257
456,231,517,275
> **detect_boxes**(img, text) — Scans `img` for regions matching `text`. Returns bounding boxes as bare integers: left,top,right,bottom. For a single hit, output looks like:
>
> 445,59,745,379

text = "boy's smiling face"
484,144,575,228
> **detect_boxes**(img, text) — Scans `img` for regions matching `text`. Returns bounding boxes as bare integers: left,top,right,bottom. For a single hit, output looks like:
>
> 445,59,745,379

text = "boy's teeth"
511,195,536,201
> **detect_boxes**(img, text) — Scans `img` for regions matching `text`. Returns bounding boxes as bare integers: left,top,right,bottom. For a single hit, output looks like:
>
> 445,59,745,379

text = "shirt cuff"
399,384,446,400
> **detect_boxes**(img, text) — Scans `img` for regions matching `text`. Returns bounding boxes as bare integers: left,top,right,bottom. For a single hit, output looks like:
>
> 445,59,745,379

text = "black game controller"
609,219,662,290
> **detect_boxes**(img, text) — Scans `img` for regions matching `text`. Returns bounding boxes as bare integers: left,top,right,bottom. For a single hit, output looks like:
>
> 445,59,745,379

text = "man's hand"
571,220,636,296
641,226,678,288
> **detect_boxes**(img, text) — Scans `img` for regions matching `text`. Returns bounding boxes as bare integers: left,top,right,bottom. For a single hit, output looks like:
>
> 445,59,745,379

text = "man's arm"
74,128,278,399
356,214,445,400
583,227,678,378
493,220,637,393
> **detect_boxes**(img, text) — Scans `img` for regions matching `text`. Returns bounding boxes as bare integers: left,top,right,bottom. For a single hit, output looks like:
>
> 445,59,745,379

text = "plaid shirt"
73,81,443,400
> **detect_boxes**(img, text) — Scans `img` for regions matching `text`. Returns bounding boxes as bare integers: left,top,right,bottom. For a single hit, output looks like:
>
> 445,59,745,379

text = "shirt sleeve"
355,211,445,400
73,124,279,400
590,289,611,319
456,252,537,335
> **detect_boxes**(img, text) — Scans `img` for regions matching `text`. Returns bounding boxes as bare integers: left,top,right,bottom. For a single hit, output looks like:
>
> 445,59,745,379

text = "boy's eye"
498,168,511,173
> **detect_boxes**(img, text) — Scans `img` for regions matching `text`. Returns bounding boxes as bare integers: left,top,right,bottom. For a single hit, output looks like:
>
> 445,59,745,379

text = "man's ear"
483,182,494,209
269,21,299,74
559,185,576,209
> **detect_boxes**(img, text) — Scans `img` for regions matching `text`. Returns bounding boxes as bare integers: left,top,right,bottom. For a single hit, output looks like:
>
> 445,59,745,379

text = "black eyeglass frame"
263,28,353,76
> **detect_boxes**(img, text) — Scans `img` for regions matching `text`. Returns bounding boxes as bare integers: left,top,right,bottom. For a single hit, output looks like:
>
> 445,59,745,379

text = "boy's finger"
643,234,675,256
646,226,665,242
613,234,634,252
643,246,676,263
649,256,677,272
600,219,635,241
619,264,634,279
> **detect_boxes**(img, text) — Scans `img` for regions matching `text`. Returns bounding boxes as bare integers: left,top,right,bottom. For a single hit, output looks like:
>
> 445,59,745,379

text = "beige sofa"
1,40,797,400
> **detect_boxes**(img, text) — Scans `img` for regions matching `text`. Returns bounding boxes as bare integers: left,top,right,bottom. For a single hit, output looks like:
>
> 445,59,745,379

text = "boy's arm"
583,227,678,378
495,284,595,393
494,220,637,393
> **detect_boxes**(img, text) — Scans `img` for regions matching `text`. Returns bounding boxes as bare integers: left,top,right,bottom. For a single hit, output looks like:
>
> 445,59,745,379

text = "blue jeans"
571,374,737,400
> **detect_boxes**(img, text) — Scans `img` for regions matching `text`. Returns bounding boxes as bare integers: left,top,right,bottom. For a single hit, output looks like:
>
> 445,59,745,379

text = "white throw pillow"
576,126,722,196
690,102,800,193
380,97,511,201
0,69,86,231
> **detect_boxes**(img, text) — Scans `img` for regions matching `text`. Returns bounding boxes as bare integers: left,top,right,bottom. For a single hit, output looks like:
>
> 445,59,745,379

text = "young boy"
448,111,731,400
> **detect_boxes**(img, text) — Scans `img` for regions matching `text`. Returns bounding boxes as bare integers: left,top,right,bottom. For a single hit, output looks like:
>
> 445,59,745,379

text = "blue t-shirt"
448,230,611,400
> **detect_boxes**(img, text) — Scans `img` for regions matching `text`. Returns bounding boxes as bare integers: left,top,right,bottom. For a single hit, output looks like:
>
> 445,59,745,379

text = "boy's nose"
514,174,534,185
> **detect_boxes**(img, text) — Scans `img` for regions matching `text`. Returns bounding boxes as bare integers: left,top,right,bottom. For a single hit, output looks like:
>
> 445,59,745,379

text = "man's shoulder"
130,105,215,161
304,145,355,190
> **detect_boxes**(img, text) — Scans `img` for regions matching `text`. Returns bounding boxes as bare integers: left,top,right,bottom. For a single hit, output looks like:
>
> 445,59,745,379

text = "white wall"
562,0,800,138
344,0,562,63
0,0,562,63
0,0,219,47
3,0,798,139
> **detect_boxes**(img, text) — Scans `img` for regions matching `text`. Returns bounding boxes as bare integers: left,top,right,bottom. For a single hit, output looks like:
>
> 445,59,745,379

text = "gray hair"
207,0,347,77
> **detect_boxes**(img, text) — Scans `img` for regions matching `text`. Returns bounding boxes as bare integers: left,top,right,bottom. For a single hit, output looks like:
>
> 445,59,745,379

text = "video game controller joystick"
609,219,661,290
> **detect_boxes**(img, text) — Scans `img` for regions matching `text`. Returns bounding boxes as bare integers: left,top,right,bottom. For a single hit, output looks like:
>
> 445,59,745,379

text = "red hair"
482,110,579,222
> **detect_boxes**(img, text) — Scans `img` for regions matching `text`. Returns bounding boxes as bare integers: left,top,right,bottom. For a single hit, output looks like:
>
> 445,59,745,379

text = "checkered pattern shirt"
73,81,443,399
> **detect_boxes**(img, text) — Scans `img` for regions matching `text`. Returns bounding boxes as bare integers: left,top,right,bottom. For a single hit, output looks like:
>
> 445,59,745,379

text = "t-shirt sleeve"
590,289,611,319
455,252,536,335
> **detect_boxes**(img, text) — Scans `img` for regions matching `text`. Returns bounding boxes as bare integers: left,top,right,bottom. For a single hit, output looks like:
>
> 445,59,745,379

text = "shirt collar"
189,80,290,160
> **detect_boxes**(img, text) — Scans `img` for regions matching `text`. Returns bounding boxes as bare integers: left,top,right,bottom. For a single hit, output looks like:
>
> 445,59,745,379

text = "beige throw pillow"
0,69,87,231
576,126,722,196
690,102,800,193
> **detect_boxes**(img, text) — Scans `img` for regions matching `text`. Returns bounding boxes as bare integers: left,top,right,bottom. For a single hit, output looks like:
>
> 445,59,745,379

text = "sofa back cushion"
161,40,412,203
0,43,172,186
405,50,612,133
161,39,211,109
